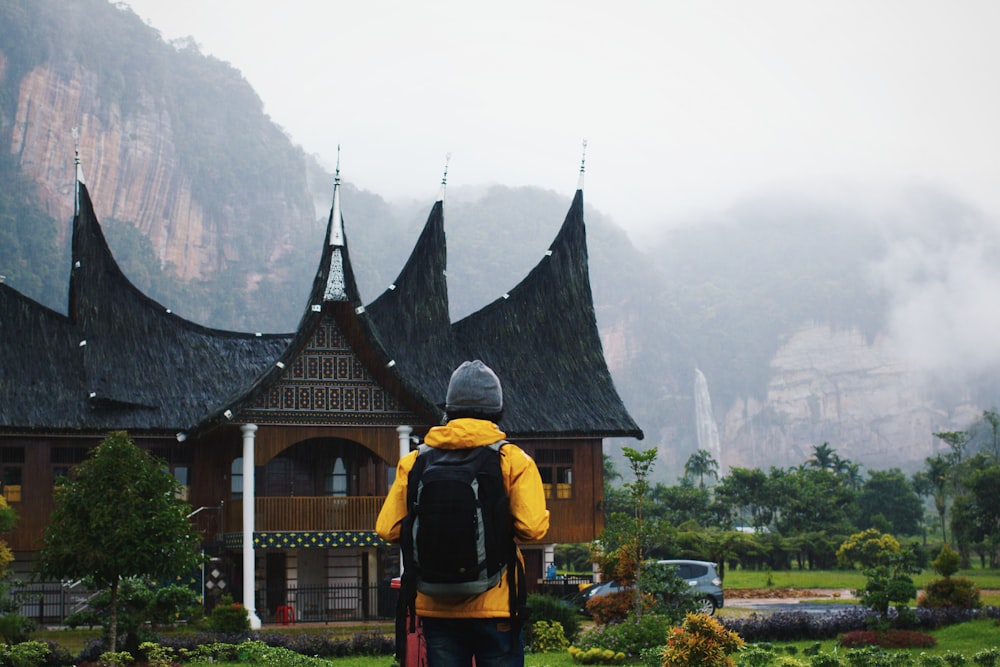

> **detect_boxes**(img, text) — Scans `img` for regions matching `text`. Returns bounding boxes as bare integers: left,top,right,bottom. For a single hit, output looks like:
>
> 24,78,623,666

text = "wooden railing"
222,496,385,533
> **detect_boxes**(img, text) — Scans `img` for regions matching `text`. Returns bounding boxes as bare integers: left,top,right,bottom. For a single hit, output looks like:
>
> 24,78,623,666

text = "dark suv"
581,559,724,615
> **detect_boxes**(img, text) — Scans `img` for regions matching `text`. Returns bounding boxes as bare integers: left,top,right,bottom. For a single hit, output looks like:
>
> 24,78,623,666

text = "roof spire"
324,145,347,301
73,127,85,215
330,145,343,248
577,139,587,191
438,153,451,203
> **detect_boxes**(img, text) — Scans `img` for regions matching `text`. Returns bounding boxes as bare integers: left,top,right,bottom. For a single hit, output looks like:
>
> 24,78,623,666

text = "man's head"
445,360,503,421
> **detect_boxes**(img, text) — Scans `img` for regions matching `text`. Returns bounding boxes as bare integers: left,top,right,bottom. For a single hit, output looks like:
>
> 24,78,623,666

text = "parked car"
580,559,724,615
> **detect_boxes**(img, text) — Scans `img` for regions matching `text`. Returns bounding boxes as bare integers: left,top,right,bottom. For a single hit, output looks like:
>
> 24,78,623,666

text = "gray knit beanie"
445,360,503,413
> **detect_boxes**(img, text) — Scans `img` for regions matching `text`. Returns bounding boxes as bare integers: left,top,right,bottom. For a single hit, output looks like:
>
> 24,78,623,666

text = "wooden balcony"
222,496,385,534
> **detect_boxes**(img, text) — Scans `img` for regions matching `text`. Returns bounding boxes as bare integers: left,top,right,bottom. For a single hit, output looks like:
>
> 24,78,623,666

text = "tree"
683,449,719,489
982,409,1000,462
921,454,953,544
36,432,201,652
836,528,919,627
806,442,837,470
713,467,773,531
857,469,923,536
622,446,657,620
962,464,1000,567
934,430,971,464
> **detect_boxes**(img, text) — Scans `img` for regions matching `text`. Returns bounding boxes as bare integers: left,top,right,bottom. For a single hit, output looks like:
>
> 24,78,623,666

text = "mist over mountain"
3,0,998,482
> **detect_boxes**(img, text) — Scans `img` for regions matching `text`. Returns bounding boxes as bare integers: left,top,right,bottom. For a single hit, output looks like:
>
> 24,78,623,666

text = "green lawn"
724,566,1000,591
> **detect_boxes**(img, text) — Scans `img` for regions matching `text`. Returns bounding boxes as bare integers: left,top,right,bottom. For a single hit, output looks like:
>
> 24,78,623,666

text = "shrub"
640,645,668,667
0,613,36,643
574,613,673,661
568,646,626,664
972,648,1000,667
932,545,961,578
843,646,896,667
208,595,250,634
919,577,981,610
810,654,844,667
139,641,180,667
1,640,51,667
98,650,134,666
586,589,656,624
737,644,777,667
660,612,744,667
942,652,968,666
839,629,936,649
527,592,581,640
529,620,570,653
918,655,948,667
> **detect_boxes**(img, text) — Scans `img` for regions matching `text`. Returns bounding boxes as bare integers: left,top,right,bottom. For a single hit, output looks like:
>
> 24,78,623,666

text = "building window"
231,457,243,498
152,447,193,500
0,447,24,503
325,457,348,496
51,446,90,485
536,448,573,500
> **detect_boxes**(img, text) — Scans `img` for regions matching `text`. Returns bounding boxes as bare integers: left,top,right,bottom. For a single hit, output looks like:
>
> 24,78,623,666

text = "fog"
123,0,1000,243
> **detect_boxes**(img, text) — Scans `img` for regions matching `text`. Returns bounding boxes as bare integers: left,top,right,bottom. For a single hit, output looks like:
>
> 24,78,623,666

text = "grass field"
723,566,1000,591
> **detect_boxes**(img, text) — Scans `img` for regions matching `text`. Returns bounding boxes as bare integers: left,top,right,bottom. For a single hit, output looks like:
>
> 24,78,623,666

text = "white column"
241,423,262,629
396,424,413,462
394,425,412,575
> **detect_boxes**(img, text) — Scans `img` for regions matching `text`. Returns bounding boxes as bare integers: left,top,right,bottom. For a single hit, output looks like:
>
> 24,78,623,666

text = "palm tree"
806,442,836,470
684,449,719,489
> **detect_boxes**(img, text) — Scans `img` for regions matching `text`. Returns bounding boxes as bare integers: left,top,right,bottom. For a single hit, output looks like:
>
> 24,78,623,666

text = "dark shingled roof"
0,176,641,441
368,189,643,440
0,182,291,433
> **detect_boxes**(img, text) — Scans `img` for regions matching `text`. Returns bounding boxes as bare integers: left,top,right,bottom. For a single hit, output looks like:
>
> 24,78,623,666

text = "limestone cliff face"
718,324,981,472
7,62,309,285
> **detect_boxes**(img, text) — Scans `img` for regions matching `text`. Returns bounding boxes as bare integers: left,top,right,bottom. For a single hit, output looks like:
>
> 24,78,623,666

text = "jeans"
422,617,524,667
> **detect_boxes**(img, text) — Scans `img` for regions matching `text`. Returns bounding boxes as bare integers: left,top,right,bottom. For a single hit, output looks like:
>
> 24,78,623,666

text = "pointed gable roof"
188,174,441,435
0,180,291,433
367,188,643,440
452,189,641,438
366,199,452,417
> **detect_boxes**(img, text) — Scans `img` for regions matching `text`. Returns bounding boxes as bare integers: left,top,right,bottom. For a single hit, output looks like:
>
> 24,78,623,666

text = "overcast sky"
123,1,1000,241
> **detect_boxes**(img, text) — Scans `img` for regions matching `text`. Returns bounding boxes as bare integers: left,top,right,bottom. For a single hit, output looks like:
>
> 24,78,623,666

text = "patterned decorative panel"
241,316,420,425
223,531,388,550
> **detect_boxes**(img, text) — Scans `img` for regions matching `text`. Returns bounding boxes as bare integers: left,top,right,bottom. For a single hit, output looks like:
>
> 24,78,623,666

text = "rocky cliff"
11,62,216,280
718,324,981,473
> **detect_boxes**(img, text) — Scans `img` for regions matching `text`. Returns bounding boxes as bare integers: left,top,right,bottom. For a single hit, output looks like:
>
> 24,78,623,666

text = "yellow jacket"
376,418,550,618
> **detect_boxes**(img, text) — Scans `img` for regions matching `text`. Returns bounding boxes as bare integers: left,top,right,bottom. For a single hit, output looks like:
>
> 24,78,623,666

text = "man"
377,360,550,667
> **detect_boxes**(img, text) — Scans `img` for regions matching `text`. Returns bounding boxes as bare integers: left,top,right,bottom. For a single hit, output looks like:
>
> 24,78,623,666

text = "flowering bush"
660,612,744,667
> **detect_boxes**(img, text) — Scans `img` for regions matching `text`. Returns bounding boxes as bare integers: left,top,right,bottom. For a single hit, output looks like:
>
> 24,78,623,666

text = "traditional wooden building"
0,161,642,625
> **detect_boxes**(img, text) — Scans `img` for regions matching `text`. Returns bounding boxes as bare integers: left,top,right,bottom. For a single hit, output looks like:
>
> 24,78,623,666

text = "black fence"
13,583,97,625
536,575,594,601
255,582,397,624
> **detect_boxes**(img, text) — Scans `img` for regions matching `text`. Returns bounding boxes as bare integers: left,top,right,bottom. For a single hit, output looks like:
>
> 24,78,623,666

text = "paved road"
726,590,860,615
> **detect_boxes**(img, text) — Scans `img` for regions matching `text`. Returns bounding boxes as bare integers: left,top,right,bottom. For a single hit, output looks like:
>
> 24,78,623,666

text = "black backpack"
395,441,526,661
